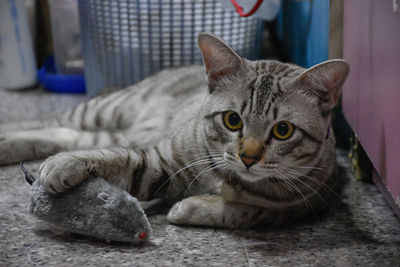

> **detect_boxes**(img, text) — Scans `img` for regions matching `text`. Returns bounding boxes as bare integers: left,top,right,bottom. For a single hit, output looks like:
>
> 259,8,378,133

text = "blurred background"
0,0,399,218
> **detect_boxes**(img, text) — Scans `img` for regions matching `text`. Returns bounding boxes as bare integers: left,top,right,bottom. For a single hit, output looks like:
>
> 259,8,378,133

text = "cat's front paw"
166,199,194,225
39,153,89,193
167,194,224,227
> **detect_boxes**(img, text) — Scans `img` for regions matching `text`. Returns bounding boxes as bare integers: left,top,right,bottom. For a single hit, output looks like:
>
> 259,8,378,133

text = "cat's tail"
20,162,35,185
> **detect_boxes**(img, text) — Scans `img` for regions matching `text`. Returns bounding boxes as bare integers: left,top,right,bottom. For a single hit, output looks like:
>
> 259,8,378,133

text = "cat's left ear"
197,32,243,88
297,59,350,111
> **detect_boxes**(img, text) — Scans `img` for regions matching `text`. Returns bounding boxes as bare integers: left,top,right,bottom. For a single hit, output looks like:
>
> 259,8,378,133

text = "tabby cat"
0,33,349,228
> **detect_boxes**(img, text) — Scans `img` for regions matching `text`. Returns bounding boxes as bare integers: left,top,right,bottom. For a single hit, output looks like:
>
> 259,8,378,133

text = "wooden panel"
342,0,400,208
329,0,343,59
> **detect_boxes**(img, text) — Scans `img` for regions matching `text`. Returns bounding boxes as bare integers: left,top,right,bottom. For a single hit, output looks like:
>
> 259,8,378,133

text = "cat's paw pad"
39,153,88,193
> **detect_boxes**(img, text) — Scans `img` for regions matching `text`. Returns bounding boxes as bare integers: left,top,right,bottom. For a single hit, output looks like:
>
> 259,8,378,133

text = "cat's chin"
236,169,268,183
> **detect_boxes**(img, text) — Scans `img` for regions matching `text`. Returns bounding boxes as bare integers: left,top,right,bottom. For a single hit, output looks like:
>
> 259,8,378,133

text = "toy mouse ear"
98,192,114,204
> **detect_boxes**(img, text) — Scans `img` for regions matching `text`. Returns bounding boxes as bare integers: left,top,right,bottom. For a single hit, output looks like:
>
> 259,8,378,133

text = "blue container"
38,56,86,94
276,0,329,68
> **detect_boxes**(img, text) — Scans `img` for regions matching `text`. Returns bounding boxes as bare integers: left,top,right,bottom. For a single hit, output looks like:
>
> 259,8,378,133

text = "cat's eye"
272,121,295,140
223,111,243,131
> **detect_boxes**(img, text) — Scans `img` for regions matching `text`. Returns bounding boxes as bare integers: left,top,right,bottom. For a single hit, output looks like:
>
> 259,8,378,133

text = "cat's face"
203,61,327,183
198,33,349,184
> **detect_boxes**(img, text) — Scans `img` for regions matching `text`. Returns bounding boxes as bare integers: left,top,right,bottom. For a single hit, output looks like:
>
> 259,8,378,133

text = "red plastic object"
230,0,264,17
139,232,146,240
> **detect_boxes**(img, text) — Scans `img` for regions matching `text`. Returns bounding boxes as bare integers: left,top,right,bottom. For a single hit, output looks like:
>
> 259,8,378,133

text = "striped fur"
0,33,349,228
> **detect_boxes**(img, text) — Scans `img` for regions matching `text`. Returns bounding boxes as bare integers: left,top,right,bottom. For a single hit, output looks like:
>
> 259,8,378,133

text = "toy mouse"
21,163,152,244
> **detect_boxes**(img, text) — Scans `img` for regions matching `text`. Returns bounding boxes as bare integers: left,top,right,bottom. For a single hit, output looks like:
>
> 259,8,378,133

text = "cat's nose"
240,153,260,168
239,137,263,169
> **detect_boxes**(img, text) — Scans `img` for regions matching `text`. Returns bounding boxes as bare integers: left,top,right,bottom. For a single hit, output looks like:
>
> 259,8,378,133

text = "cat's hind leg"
0,128,129,165
0,118,63,133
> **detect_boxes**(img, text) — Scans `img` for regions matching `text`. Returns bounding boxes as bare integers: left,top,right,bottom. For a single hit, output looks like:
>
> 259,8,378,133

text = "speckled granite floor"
0,88,399,267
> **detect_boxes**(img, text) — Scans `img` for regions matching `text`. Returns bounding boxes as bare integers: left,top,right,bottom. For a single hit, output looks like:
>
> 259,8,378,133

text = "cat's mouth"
230,163,276,182
238,169,260,177
223,152,276,181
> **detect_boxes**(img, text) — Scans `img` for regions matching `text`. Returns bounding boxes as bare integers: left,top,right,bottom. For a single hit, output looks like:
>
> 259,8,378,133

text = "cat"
0,33,349,228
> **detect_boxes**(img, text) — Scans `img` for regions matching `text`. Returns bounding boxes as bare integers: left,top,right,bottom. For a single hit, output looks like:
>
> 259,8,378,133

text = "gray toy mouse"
21,163,152,244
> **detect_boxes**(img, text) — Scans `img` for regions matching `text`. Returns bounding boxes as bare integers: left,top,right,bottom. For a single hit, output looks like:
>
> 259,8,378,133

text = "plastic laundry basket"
78,0,263,96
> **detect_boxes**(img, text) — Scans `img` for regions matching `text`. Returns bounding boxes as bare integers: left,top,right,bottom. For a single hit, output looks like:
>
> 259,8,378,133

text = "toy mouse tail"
20,162,36,185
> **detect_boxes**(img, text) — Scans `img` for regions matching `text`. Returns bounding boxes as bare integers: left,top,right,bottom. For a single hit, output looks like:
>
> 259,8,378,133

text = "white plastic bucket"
0,0,37,90
78,0,263,96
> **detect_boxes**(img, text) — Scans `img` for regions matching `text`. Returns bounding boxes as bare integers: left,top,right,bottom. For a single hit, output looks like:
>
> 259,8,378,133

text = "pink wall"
342,0,400,207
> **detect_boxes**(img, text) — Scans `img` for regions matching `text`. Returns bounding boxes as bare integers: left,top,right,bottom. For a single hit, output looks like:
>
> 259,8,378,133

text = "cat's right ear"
197,32,243,88
297,59,350,111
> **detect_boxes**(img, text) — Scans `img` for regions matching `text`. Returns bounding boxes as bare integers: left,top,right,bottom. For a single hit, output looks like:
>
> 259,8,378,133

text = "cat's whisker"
271,172,295,194
174,148,222,155
286,168,339,198
174,153,225,162
276,169,316,213
152,156,223,197
280,169,329,207
291,166,323,170
174,149,214,155
198,161,227,185
184,163,226,198
173,153,221,163
274,169,315,212
287,168,331,187
183,160,225,198
206,164,229,185
177,146,221,152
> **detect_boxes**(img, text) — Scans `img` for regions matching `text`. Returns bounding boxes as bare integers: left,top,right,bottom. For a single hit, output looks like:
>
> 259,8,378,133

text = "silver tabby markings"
0,33,349,228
